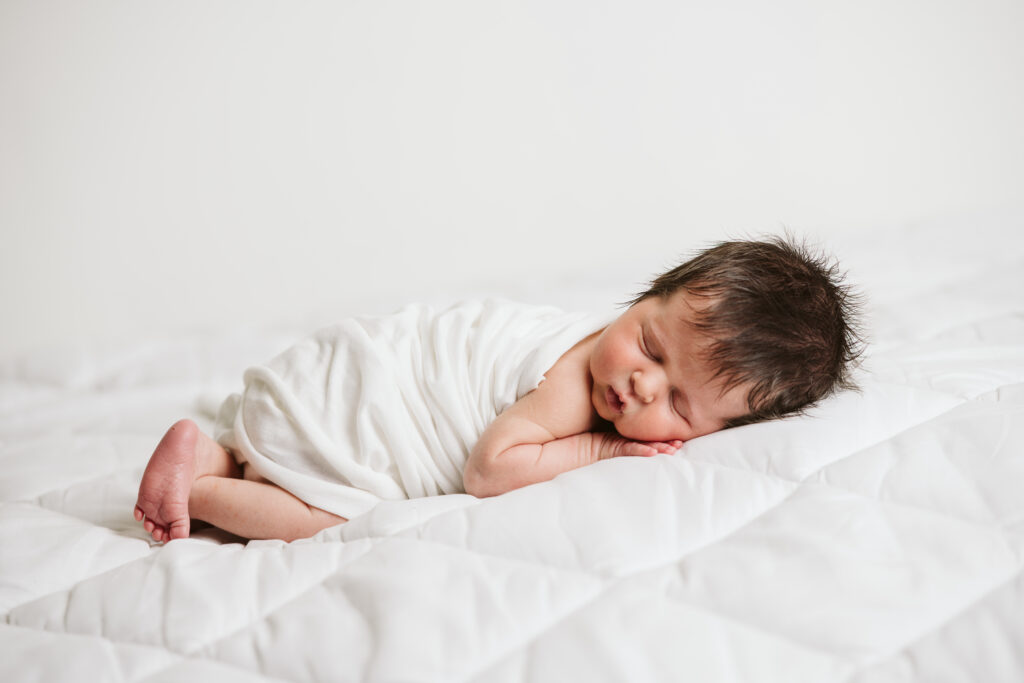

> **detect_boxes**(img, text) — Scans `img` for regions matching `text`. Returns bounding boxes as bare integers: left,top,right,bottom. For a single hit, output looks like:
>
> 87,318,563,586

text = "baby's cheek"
656,420,693,444
617,418,674,444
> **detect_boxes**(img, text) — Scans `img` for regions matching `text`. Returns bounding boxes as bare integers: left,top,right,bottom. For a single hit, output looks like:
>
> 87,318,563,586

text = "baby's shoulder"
543,329,599,382
518,331,600,432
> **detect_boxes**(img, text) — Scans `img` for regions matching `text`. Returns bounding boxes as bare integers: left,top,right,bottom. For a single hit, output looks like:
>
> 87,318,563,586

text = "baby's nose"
631,371,655,403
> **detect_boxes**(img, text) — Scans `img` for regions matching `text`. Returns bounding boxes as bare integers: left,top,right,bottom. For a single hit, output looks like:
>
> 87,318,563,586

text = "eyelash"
641,331,661,362
670,391,689,423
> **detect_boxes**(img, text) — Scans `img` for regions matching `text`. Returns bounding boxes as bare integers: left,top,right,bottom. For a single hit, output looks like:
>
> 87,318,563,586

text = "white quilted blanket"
3,222,1023,682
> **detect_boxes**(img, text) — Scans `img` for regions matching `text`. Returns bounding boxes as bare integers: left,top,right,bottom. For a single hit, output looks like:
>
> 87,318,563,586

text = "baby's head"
590,236,863,442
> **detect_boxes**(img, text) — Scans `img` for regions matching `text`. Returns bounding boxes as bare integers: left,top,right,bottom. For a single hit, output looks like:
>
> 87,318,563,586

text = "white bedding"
3,219,1024,682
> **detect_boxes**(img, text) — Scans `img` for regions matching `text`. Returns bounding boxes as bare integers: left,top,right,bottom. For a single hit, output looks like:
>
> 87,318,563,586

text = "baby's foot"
134,419,199,542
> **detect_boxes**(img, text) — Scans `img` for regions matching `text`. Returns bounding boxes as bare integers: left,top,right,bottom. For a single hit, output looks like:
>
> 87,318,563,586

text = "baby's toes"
168,520,190,540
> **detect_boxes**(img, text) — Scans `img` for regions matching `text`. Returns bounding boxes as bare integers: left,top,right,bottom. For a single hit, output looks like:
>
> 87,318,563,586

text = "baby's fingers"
610,438,683,458
638,440,683,455
620,441,662,457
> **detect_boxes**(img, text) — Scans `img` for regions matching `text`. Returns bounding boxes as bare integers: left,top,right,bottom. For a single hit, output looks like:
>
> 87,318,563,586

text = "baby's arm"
462,340,679,498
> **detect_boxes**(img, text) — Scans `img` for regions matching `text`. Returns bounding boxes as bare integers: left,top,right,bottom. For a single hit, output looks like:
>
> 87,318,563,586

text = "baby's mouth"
606,386,625,414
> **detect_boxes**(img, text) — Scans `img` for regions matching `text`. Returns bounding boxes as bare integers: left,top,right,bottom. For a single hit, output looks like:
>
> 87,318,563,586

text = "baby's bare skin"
135,419,344,542
135,420,198,541
134,419,237,541
464,291,750,497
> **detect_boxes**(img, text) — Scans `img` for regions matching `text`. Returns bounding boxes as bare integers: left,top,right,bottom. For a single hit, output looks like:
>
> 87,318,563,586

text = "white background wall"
2,0,1022,357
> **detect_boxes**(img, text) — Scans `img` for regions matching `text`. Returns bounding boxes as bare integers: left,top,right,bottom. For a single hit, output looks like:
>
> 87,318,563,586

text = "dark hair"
629,236,865,428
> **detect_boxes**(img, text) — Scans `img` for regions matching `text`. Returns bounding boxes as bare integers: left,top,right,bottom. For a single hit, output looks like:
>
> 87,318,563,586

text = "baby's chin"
590,395,615,424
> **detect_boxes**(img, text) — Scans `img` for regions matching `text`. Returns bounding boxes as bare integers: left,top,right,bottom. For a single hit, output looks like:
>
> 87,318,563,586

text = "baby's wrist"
593,432,617,461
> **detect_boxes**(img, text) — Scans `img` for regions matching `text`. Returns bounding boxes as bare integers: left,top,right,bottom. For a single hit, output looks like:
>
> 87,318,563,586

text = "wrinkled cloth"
215,299,611,518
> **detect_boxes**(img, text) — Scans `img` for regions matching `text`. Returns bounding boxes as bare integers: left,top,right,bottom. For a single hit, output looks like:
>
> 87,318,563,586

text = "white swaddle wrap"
215,299,611,519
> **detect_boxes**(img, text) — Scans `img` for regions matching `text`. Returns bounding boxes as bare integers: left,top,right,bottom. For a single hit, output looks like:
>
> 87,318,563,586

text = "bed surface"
3,218,1023,682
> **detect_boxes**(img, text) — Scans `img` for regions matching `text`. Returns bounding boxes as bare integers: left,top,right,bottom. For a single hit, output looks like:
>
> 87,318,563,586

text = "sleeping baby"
134,237,862,542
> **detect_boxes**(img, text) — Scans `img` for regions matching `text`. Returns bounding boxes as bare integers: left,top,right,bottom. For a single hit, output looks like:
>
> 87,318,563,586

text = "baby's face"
589,291,750,443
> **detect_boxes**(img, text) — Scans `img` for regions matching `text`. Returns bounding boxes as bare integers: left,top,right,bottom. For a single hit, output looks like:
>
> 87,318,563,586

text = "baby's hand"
594,433,683,460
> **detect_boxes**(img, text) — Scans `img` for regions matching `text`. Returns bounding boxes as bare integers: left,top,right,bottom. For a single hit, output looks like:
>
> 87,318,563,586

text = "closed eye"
641,329,661,362
670,391,690,424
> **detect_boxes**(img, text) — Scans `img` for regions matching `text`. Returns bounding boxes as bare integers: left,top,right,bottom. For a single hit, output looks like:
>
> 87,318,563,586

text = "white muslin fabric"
214,299,612,519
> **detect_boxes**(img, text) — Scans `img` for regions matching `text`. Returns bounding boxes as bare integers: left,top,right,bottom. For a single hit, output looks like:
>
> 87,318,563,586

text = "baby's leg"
189,474,346,542
135,419,345,542
135,419,239,542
